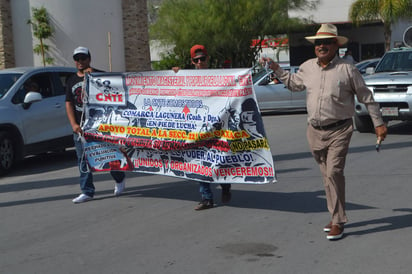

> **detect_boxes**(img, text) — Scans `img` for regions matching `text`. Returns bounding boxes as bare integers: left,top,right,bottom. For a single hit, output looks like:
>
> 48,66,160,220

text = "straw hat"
305,24,348,45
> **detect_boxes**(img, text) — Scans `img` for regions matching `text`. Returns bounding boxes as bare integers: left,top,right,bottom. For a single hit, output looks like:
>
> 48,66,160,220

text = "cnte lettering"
96,93,123,102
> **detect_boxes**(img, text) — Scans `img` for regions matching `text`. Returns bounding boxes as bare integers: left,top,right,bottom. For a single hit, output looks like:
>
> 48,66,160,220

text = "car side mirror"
22,91,42,109
24,91,42,103
365,67,375,75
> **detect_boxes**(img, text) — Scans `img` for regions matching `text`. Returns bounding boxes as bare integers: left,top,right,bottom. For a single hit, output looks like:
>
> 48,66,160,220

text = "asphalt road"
1,112,412,274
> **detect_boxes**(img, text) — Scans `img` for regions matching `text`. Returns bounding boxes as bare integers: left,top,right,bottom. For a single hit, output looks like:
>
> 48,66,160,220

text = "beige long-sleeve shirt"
274,55,384,128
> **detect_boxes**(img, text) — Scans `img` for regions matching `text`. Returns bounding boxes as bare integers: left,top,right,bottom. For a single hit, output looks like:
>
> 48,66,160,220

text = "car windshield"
374,51,412,73
0,73,22,99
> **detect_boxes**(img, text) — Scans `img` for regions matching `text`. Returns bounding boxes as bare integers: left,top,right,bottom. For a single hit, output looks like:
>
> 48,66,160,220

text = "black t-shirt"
65,68,103,124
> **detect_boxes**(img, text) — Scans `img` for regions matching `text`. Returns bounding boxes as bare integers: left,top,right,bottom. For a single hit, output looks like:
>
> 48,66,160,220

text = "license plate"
381,107,398,116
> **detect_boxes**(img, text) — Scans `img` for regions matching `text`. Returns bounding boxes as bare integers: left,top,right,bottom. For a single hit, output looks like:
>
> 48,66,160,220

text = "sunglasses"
74,54,89,61
192,56,207,63
314,39,337,46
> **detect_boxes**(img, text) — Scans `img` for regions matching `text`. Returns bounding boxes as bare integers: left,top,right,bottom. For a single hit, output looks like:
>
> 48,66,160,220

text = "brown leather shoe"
195,199,214,211
327,224,344,240
324,221,332,232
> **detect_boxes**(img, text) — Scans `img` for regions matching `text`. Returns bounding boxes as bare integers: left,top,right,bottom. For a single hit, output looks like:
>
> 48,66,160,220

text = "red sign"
251,38,289,48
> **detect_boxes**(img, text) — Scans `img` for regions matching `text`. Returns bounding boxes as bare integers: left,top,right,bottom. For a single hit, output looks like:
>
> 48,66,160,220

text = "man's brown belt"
311,119,351,130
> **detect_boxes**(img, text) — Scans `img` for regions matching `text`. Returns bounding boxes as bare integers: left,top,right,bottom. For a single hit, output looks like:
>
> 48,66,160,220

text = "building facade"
289,0,412,65
0,0,151,71
1,0,411,70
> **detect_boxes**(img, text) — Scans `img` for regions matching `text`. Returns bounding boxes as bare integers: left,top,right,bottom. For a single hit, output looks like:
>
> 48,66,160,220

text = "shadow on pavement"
0,177,374,214
5,150,77,178
119,183,373,214
345,208,412,235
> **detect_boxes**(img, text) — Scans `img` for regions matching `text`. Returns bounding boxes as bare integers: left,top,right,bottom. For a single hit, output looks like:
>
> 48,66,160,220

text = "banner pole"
108,32,112,72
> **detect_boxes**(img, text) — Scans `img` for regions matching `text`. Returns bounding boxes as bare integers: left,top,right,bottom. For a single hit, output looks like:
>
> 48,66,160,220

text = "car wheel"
0,132,15,175
354,114,374,133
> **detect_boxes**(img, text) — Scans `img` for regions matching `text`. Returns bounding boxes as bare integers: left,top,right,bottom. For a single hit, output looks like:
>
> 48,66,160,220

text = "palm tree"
122,0,151,71
27,6,54,66
349,0,412,51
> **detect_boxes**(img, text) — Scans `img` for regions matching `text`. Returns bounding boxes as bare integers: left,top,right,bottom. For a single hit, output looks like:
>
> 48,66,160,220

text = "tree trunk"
122,0,152,71
384,23,392,52
40,38,45,67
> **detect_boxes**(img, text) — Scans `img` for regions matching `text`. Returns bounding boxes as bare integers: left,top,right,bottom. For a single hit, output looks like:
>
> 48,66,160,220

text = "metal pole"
108,32,112,72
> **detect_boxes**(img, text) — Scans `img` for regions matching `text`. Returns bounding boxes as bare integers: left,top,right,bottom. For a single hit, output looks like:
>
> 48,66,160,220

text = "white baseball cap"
73,46,90,59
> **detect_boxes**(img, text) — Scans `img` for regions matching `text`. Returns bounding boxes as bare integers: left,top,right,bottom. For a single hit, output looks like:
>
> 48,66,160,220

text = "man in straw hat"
261,24,387,240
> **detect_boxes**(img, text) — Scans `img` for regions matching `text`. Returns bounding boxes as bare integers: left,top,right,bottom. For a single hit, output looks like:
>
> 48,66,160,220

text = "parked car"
252,66,306,112
0,66,76,174
355,58,381,75
354,47,412,132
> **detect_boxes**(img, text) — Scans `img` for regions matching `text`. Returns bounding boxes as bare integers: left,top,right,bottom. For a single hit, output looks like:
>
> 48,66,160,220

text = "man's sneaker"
323,221,332,232
72,194,93,203
114,179,126,196
221,188,232,203
195,199,214,211
327,224,344,240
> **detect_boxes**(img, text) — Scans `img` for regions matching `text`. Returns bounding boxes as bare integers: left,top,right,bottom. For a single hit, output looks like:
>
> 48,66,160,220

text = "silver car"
252,66,306,112
354,47,412,132
0,66,76,174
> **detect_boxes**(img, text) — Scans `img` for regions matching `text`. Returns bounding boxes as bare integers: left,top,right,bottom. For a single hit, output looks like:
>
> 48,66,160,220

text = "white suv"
354,47,412,132
0,66,76,175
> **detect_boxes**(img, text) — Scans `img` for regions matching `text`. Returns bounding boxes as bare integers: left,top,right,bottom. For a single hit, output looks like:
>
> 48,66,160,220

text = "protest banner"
82,68,277,184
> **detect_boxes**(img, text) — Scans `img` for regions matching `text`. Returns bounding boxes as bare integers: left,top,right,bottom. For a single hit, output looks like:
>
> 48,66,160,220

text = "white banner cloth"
82,68,277,184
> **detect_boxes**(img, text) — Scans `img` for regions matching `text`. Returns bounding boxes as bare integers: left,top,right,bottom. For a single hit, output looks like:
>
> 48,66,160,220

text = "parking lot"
1,113,412,274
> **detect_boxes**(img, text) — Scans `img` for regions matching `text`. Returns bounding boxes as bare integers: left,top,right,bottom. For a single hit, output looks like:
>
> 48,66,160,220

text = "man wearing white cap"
261,24,387,240
66,46,126,203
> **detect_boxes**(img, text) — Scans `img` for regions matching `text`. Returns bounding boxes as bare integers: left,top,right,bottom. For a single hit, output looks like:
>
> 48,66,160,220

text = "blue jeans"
199,183,231,200
199,182,213,200
73,134,125,197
